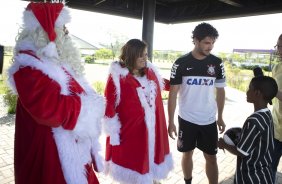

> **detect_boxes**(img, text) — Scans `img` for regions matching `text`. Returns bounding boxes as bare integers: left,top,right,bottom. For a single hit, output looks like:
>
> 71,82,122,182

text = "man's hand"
217,117,226,134
218,137,226,153
168,123,177,140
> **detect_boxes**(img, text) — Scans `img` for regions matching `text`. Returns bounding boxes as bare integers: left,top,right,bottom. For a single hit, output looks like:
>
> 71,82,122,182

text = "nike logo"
187,67,193,71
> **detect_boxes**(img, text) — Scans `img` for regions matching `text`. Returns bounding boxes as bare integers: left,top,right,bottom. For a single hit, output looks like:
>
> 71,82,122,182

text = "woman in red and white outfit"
103,39,173,184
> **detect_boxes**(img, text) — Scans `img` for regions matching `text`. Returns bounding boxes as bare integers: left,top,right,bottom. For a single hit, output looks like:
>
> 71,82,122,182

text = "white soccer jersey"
170,52,226,125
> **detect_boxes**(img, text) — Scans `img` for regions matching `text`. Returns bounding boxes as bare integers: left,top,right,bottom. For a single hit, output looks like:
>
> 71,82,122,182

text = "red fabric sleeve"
104,75,117,118
163,78,170,91
13,67,81,130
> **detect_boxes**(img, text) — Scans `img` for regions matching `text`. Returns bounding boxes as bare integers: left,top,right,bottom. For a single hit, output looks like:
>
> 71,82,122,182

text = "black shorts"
177,116,218,155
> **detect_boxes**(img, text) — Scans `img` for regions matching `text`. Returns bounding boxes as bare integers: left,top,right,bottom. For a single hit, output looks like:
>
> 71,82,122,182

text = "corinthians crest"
207,64,215,75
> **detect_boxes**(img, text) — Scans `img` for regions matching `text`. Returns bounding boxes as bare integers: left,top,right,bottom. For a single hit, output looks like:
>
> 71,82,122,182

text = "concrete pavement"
1,87,282,184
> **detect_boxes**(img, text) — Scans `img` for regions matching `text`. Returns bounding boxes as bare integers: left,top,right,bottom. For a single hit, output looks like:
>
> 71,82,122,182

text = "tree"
103,30,128,60
217,52,229,62
95,48,112,60
110,40,124,60
231,53,245,63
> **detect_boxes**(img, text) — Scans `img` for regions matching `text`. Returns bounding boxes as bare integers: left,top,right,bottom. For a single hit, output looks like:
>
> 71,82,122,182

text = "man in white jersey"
168,22,226,184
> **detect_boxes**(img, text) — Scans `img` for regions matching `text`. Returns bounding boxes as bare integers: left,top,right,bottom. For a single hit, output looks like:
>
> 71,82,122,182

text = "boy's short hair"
192,22,219,41
251,76,278,105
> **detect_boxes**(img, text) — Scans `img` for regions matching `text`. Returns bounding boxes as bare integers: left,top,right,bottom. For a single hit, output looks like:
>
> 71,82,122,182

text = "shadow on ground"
0,114,15,126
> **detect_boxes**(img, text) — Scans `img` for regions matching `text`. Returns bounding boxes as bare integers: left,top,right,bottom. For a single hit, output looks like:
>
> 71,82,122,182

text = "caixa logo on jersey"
187,78,214,86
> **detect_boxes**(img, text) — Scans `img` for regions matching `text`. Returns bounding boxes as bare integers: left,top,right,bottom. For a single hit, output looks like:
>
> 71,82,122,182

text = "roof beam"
94,0,107,6
218,0,242,7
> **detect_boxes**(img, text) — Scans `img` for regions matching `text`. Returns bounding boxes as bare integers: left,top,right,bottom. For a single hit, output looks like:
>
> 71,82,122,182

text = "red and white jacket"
103,61,173,184
8,49,105,184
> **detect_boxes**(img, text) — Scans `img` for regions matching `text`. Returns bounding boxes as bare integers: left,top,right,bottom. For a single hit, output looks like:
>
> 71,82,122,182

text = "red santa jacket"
8,51,105,184
103,61,173,184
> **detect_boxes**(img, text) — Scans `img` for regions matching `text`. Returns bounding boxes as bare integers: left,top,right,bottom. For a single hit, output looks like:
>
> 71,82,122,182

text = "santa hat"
23,2,71,58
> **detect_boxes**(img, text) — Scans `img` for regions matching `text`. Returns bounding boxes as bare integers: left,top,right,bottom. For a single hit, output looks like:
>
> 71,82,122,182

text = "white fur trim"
70,71,106,173
23,6,71,31
55,6,71,27
91,143,105,172
109,62,129,107
41,42,59,58
52,127,90,184
105,160,152,184
105,154,173,184
151,154,174,180
136,82,157,170
147,62,164,90
52,75,105,183
103,114,122,145
8,53,70,95
108,61,164,107
73,93,105,139
52,127,104,183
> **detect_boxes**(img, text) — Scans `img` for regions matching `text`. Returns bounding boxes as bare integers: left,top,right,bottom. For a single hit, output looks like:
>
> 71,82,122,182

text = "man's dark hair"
251,76,278,105
192,22,219,41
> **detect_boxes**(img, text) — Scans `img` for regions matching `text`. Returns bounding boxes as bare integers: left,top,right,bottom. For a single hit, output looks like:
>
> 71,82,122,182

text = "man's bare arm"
167,85,180,139
216,87,226,134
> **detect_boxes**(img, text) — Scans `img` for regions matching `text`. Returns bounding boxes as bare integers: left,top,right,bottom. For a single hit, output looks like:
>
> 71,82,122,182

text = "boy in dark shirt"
218,75,278,184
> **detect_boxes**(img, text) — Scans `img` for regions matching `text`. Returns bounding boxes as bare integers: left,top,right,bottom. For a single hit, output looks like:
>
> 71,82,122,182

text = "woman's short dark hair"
119,39,147,76
192,22,219,41
251,76,278,105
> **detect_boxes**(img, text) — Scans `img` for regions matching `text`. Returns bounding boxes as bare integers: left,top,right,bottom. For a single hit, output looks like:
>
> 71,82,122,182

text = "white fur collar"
109,61,164,89
108,62,128,106
108,61,164,107
8,53,70,95
146,61,164,90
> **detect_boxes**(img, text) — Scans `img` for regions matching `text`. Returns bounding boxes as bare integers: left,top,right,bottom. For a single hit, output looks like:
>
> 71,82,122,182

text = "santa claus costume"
103,61,173,184
8,2,105,184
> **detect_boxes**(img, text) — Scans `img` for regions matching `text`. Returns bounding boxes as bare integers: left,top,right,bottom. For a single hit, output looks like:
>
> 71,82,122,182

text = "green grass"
3,55,12,70
225,63,253,92
0,79,5,94
226,68,272,92
161,91,169,100
93,81,105,95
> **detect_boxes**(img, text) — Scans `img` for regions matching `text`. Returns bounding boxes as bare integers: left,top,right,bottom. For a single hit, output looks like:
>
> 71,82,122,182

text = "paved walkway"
1,87,282,184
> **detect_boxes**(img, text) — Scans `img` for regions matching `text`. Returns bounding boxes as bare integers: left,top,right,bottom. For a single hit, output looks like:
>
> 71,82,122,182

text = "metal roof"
233,49,276,54
70,35,100,50
22,0,282,24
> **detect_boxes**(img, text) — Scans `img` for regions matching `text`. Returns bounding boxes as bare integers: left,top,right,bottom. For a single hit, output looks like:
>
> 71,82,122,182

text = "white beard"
14,27,85,77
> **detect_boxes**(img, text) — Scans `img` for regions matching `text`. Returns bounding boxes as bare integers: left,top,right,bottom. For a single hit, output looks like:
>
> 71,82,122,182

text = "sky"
1,0,282,54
